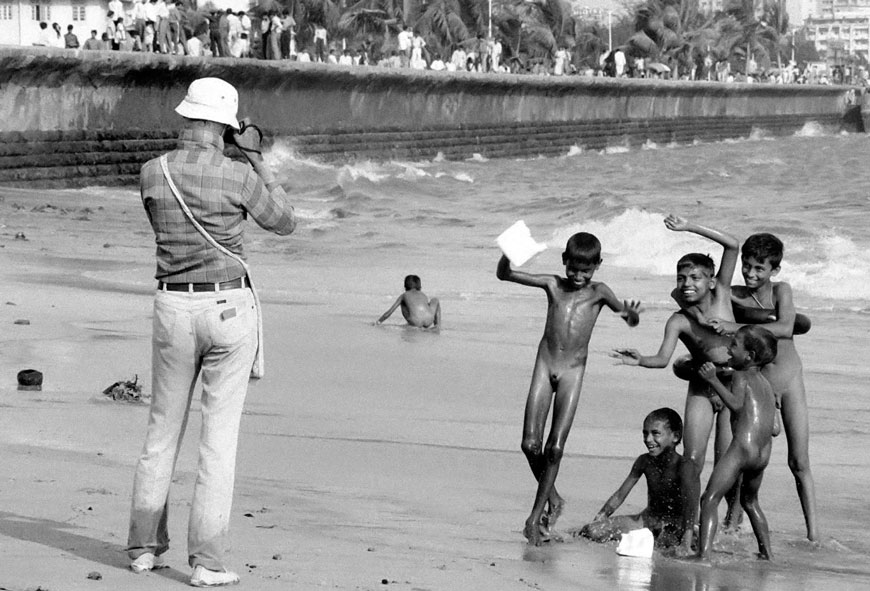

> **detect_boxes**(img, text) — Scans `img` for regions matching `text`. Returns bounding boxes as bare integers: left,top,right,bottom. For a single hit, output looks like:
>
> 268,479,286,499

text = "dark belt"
158,276,248,292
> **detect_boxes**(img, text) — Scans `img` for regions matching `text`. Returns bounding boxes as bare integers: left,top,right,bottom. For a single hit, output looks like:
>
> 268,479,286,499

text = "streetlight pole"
488,0,492,39
608,10,612,52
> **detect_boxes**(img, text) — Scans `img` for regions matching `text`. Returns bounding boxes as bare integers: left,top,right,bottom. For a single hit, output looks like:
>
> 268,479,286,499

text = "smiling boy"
573,408,684,548
614,215,740,554
497,232,641,545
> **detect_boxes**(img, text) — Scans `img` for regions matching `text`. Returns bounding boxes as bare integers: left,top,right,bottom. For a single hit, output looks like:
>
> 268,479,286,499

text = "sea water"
264,125,870,313
245,127,870,588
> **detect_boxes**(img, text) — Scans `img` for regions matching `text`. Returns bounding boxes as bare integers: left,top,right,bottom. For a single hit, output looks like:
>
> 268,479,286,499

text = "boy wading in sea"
695,325,779,560
573,407,684,548
376,274,441,329
497,232,641,545
681,233,818,543
614,215,741,554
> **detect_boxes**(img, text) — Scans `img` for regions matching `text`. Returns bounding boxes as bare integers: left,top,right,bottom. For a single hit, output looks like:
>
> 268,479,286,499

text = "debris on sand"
102,375,148,403
17,369,43,391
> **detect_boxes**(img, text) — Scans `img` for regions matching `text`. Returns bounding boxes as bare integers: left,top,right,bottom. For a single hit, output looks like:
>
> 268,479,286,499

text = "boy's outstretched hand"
612,348,641,365
698,361,720,383
664,214,689,232
620,300,642,327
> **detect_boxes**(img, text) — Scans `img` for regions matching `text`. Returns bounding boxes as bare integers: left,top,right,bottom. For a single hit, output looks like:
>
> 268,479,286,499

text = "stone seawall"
0,47,856,187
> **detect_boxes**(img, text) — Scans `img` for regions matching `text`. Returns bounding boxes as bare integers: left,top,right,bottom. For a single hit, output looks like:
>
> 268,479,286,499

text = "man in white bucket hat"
127,77,296,587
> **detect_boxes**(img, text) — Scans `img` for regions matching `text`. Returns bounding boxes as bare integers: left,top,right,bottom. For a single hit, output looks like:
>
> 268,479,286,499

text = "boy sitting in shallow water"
695,325,779,560
376,274,441,329
573,408,684,548
497,232,641,545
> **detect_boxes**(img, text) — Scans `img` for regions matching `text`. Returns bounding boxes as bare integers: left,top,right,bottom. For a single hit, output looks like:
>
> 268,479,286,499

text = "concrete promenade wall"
0,47,856,187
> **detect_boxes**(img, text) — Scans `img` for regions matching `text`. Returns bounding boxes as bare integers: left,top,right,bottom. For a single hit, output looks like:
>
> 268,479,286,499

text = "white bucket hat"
175,77,240,130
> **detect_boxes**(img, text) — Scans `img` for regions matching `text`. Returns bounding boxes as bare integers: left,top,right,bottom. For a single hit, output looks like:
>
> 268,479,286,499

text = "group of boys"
495,215,817,560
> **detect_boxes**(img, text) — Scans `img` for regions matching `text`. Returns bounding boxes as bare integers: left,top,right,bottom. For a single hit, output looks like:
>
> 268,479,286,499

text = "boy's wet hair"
404,274,421,290
742,233,784,269
737,325,778,366
676,253,715,276
645,408,682,443
562,232,602,264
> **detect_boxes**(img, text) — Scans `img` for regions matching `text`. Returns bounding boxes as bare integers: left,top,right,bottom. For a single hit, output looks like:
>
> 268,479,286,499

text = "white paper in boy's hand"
497,220,548,266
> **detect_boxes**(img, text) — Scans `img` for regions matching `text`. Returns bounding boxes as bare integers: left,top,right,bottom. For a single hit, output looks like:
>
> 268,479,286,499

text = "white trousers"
127,287,256,570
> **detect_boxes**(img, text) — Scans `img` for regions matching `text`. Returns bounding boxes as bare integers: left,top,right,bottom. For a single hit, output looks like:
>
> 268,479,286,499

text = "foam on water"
604,144,630,155
795,121,826,137
785,234,870,302
434,171,474,183
550,209,726,276
548,208,870,306
337,161,392,183
262,131,868,310
266,139,333,171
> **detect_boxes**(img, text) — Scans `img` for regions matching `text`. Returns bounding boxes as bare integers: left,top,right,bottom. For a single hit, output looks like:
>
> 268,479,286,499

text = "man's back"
141,127,294,282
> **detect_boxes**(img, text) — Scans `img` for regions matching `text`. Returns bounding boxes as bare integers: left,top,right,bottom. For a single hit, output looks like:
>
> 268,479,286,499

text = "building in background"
0,0,253,47
0,0,107,46
804,0,870,62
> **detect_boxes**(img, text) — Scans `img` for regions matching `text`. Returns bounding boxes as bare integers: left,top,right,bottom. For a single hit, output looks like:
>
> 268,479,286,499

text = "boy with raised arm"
680,233,818,543
613,215,739,554
497,232,641,546
376,274,441,329
695,325,779,560
573,408,684,548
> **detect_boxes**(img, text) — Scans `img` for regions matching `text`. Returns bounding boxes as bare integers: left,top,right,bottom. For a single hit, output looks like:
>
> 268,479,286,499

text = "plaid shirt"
141,127,295,283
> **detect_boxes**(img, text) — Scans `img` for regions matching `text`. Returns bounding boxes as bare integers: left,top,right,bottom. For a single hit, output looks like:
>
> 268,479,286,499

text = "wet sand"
1,187,869,590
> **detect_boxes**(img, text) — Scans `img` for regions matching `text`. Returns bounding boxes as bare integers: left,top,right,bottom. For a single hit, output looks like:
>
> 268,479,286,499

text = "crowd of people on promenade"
33,0,256,57
596,47,868,85
32,0,866,84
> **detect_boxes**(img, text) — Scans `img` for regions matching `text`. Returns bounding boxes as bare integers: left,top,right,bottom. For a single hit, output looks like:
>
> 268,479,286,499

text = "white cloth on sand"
616,527,654,558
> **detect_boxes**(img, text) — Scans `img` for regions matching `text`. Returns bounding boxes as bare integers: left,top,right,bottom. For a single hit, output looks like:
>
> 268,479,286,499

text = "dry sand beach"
2,135,870,590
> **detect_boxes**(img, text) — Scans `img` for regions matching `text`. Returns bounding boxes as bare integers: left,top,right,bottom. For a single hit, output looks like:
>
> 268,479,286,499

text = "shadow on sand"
0,511,187,584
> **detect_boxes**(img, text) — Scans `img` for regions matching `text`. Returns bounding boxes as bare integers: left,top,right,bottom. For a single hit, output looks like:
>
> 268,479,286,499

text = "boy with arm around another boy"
497,232,641,545
689,233,818,542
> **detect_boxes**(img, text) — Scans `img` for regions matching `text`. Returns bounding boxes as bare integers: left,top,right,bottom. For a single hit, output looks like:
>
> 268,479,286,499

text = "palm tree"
629,0,717,77
299,0,343,32
414,0,486,57
338,0,403,47
492,0,576,68
759,0,790,69
572,20,608,69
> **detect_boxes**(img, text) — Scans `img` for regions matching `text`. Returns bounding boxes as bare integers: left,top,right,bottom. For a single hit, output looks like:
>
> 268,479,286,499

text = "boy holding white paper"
496,230,641,545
